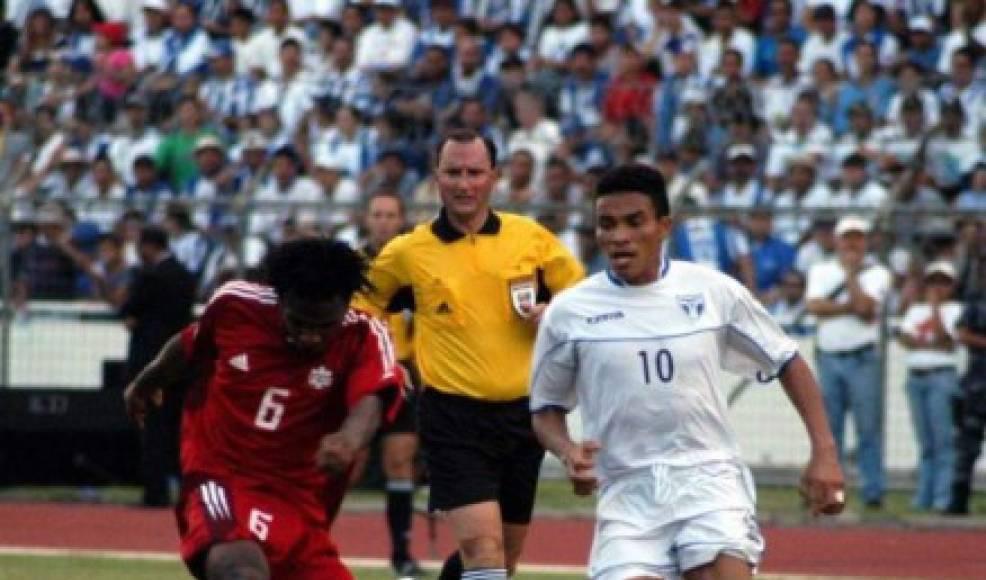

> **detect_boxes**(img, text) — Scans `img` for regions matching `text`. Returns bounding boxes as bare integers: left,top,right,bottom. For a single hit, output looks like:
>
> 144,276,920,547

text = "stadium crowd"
0,0,983,310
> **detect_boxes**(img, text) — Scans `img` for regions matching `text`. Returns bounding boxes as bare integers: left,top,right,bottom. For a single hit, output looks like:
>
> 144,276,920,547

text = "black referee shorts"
419,388,545,525
381,388,418,435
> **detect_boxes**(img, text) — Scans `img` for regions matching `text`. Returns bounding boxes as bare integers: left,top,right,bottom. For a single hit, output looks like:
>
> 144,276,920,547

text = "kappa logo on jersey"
308,365,333,390
586,311,625,324
229,353,250,372
676,294,706,320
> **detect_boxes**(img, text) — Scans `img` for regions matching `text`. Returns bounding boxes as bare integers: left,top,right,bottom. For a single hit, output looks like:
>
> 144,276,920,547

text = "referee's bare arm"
779,355,845,516
532,409,600,496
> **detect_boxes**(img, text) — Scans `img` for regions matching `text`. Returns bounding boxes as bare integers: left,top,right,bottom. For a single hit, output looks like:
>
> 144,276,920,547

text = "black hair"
434,128,498,168
230,7,255,23
595,164,670,218
262,239,370,303
366,189,406,217
138,225,169,249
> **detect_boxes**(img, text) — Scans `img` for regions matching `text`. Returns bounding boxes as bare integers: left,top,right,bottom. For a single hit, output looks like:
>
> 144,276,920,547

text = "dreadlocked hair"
261,238,371,303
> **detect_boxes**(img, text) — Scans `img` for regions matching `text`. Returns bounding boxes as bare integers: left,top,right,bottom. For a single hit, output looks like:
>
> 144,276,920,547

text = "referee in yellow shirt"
359,129,584,580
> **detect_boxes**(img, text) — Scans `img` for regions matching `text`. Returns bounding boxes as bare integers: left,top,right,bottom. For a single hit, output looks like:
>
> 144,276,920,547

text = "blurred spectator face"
230,12,252,39
432,2,457,27
196,147,225,176
272,155,297,185
814,13,836,36
514,92,544,128
747,210,773,240
27,8,55,39
909,28,932,49
589,20,613,48
331,37,354,67
902,104,924,133
841,163,867,189
71,0,96,28
92,159,115,189
849,108,873,135
777,41,798,72
499,61,526,90
62,159,88,183
720,50,742,80
569,49,596,78
790,99,816,132
211,53,234,76
712,4,735,35
341,5,364,38
779,271,805,303
729,156,756,183
365,195,405,248
673,51,696,76
460,99,486,128
811,59,836,85
258,109,280,134
551,0,579,26
951,51,973,86
924,272,956,302
268,1,290,29
941,106,963,134
658,4,682,28
98,235,124,265
172,4,197,34
497,26,524,54
617,46,644,77
244,147,267,171
280,42,302,75
14,224,37,250
897,65,922,92
655,155,677,180
458,39,483,73
508,150,534,185
143,7,167,33
789,164,816,191
125,104,148,129
36,108,57,137
419,47,449,80
836,230,868,264
765,0,792,34
852,1,877,32
335,107,359,135
374,5,398,27
380,154,406,181
177,100,201,130
854,43,877,76
545,162,572,199
0,101,15,127
134,160,156,187
971,167,986,191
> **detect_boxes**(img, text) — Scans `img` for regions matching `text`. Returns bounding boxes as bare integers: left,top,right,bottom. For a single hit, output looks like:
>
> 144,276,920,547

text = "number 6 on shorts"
248,508,274,541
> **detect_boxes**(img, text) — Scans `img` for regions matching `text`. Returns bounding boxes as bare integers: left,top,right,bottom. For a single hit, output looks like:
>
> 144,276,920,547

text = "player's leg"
444,501,507,571
499,421,545,576
847,349,884,506
383,431,419,574
682,553,753,580
204,540,270,580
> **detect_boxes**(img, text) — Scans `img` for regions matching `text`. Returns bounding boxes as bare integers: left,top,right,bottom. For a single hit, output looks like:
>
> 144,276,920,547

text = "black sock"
386,481,414,563
438,551,463,580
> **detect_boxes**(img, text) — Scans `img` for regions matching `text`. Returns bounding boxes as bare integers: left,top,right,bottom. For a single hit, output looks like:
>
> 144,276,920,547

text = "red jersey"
178,281,403,497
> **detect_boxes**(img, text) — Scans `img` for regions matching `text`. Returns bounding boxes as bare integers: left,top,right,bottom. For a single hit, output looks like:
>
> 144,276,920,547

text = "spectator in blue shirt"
834,41,895,134
904,15,941,80
747,204,797,302
754,0,806,78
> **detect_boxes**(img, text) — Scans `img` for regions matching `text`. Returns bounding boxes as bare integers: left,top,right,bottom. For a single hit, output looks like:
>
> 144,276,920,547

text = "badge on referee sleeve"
509,275,537,319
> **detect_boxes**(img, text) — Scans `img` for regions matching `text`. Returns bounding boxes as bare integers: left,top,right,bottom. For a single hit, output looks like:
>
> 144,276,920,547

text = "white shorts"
589,461,764,580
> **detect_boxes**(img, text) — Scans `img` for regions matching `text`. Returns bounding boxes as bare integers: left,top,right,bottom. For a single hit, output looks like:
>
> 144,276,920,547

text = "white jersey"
531,260,798,483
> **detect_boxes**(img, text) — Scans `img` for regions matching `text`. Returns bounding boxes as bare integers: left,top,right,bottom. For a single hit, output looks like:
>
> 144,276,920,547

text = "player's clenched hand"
563,440,601,496
316,433,358,475
123,382,162,428
800,450,845,516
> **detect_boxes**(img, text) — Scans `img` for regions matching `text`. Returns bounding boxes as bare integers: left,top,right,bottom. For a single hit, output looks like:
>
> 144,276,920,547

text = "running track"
1,502,984,578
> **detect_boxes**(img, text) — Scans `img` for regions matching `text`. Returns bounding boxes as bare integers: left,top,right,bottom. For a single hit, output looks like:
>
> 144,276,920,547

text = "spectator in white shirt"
937,47,985,138
874,94,929,173
699,1,756,78
720,143,769,208
639,0,703,76
831,101,879,175
228,7,256,77
831,152,887,208
243,0,307,80
355,0,417,74
799,4,846,74
507,89,563,188
77,155,126,232
535,0,590,71
132,0,169,75
106,94,161,187
255,38,314,137
925,99,982,196
760,38,810,130
766,93,834,183
310,152,360,238
774,154,834,245
887,61,940,131
159,1,210,79
250,145,323,239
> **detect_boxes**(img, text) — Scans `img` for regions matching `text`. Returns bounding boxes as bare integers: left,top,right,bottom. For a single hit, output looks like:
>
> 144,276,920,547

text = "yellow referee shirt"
358,210,584,401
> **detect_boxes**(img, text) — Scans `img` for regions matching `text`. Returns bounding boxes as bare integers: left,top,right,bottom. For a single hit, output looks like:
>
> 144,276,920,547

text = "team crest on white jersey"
676,294,706,320
509,276,537,319
229,353,249,372
308,365,333,390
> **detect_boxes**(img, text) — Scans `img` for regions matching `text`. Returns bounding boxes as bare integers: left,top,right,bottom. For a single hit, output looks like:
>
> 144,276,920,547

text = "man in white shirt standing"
806,215,891,508
355,0,417,74
531,164,844,580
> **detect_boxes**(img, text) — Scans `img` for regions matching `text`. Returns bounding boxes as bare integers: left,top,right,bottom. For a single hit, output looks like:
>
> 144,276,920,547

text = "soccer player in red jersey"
124,239,404,580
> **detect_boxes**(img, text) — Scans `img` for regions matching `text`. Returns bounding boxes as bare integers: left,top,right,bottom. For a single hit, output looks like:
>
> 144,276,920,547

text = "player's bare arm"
532,408,599,496
316,393,384,475
123,333,191,427
778,355,845,516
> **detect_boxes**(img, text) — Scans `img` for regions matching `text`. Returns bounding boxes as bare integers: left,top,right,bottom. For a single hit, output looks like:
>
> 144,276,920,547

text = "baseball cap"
240,130,269,151
143,0,168,10
908,15,933,33
834,215,871,236
727,143,757,161
924,260,956,280
786,153,815,170
194,135,225,153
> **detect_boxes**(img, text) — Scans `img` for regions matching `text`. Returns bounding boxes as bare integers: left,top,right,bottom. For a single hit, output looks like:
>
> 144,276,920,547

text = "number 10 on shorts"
249,508,274,541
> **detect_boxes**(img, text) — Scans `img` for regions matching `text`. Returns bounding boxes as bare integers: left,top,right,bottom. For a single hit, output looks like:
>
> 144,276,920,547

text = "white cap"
314,152,347,171
240,130,269,151
727,143,757,161
924,260,956,280
908,15,933,33
143,0,168,11
834,215,871,236
60,147,88,164
194,135,224,153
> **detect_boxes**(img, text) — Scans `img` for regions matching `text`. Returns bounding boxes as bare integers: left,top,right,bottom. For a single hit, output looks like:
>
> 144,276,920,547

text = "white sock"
462,568,507,580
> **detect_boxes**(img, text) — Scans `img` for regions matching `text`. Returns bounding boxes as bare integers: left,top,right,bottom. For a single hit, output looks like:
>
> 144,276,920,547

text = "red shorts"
176,475,352,580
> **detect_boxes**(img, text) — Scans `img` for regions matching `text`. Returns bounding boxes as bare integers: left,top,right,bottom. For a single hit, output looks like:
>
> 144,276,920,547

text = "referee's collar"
431,208,502,243
606,258,670,287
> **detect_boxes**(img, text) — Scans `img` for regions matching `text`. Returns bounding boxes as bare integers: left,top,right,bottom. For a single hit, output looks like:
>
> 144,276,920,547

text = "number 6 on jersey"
255,388,290,431
638,349,674,384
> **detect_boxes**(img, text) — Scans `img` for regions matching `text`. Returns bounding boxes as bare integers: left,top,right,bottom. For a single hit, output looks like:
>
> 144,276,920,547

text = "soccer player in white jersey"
530,164,845,580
